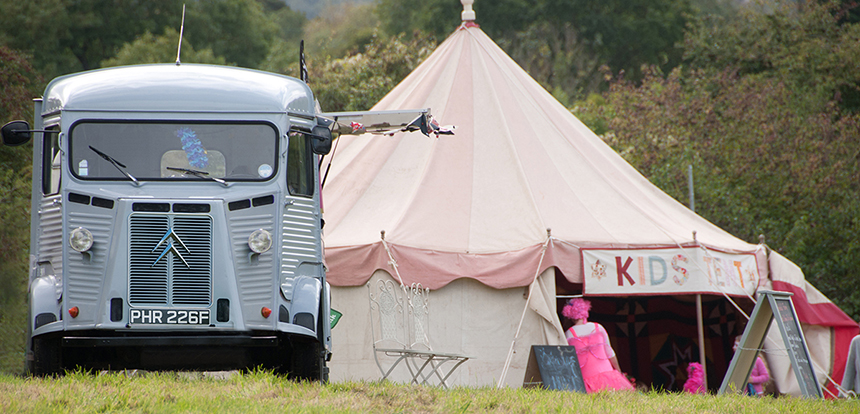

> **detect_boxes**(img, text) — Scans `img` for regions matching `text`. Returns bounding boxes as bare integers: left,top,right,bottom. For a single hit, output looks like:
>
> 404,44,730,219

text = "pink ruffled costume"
567,323,634,393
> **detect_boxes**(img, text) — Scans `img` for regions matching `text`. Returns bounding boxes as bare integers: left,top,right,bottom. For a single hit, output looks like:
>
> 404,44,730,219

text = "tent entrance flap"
562,295,754,392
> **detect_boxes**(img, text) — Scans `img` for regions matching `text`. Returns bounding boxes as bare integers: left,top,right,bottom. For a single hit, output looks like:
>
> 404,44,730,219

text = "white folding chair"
368,279,411,380
404,283,471,388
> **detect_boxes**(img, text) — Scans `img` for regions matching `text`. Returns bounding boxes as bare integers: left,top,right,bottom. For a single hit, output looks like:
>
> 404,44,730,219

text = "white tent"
320,10,857,393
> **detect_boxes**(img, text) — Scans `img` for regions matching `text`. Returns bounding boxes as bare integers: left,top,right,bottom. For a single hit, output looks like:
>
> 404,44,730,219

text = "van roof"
42,64,315,116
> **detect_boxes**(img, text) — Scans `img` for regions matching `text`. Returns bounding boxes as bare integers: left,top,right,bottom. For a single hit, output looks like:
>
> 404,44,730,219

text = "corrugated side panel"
280,199,319,299
67,211,113,310
38,195,63,275
229,212,276,306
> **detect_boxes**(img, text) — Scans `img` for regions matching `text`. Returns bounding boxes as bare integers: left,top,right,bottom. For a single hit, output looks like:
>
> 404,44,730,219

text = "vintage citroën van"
1,64,435,380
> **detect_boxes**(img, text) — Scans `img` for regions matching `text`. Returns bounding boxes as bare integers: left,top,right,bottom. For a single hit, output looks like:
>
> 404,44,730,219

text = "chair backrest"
407,283,432,351
368,279,408,349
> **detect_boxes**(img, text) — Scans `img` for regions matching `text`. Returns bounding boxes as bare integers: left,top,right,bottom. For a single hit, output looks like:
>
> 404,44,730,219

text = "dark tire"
290,339,325,382
32,337,62,376
290,292,330,383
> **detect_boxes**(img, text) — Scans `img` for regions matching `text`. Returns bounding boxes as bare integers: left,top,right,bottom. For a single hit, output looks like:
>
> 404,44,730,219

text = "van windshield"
70,121,278,182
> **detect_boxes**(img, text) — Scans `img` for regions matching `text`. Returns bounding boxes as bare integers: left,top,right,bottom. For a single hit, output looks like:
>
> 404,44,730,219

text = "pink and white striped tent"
320,18,857,394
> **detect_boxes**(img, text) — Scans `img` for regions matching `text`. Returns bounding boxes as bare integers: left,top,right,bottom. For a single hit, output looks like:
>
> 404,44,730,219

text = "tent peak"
461,0,476,21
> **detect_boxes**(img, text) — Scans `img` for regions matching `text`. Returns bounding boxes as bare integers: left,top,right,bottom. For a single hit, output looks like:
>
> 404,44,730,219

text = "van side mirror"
310,117,334,155
310,125,332,155
1,120,33,146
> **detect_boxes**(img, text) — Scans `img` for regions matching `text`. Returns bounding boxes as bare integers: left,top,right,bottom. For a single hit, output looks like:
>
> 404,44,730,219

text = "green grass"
0,371,856,413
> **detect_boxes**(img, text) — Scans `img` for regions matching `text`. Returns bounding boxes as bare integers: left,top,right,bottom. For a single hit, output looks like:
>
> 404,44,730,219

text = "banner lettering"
582,247,759,296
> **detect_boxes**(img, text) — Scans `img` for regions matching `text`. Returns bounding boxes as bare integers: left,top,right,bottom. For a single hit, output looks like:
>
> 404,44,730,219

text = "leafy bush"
0,45,40,374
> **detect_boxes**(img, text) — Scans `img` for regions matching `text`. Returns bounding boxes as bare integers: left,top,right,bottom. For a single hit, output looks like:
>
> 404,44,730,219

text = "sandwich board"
719,290,822,398
523,345,586,392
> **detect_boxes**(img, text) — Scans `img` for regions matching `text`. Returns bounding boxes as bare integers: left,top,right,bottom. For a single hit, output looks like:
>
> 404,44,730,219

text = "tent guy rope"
497,230,553,389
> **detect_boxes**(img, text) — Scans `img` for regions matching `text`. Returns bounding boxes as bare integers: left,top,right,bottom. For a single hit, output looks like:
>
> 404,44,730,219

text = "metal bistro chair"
368,279,413,381
368,280,470,387
403,283,470,388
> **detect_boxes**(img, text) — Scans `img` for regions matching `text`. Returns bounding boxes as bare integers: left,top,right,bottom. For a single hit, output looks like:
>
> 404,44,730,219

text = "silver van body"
21,64,337,379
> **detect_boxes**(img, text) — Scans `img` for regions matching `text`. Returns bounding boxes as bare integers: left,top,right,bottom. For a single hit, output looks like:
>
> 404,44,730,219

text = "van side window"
287,132,314,197
42,126,61,195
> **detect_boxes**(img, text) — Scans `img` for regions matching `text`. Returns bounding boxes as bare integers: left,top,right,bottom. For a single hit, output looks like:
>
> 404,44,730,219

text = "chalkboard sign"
719,290,822,398
770,296,821,398
523,345,586,392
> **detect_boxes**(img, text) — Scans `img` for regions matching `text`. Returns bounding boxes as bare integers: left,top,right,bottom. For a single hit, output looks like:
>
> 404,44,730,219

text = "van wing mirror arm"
1,120,59,147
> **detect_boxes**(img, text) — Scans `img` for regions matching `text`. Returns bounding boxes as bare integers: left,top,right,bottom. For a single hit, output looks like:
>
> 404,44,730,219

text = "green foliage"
268,2,307,45
689,0,741,17
0,46,40,375
286,0,373,19
304,32,437,112
574,0,860,320
101,28,227,67
0,0,299,77
683,0,860,113
496,22,603,107
540,0,693,82
376,0,695,101
259,39,303,75
376,0,462,40
303,2,380,60
185,0,280,68
0,0,182,77
262,2,381,78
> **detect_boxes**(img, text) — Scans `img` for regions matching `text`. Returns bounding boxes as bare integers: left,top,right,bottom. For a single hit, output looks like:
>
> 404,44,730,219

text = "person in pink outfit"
563,298,634,393
683,362,706,394
734,336,770,396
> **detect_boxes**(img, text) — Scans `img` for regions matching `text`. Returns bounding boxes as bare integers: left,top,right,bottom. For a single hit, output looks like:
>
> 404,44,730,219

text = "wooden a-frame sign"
719,290,822,398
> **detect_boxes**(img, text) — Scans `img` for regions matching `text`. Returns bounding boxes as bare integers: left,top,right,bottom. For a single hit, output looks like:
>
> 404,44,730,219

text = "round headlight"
248,229,273,254
69,227,94,252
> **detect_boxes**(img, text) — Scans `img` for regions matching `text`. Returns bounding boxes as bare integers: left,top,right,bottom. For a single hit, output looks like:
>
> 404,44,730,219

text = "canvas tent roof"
321,17,857,394
322,23,764,292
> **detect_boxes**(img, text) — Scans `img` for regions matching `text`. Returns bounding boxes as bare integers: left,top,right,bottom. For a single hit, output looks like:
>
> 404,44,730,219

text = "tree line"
1,0,859,372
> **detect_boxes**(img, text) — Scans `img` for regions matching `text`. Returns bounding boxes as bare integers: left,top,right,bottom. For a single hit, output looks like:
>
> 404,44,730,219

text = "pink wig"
562,298,591,321
683,362,706,394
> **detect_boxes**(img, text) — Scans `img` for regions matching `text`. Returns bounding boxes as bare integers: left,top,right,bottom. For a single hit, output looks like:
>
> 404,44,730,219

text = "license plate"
129,309,210,325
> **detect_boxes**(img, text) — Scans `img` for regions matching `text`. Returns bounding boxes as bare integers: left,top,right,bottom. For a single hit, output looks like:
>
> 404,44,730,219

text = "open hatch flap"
318,109,454,138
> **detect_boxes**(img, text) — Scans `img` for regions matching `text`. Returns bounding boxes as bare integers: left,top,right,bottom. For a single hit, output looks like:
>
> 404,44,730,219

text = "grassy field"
1,370,857,413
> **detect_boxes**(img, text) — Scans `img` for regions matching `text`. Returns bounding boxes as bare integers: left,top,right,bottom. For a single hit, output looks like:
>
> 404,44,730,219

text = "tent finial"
546,228,551,238
692,230,697,242
461,0,476,21
759,234,765,245
381,230,386,240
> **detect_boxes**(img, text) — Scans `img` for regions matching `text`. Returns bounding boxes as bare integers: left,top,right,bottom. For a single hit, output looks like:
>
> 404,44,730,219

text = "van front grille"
129,214,212,306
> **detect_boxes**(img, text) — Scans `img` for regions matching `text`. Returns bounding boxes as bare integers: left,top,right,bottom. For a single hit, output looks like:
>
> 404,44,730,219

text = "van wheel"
32,337,62,376
290,340,326,382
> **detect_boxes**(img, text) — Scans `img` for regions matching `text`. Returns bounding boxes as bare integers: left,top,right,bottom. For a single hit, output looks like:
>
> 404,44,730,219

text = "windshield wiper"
89,146,139,185
166,166,228,186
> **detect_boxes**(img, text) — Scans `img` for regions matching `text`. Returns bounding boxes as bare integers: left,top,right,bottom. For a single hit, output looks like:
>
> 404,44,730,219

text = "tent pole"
688,165,695,213
689,169,708,389
697,294,708,390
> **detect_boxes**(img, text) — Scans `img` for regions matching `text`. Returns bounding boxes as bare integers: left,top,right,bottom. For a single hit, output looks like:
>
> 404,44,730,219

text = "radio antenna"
175,4,186,65
299,40,308,83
